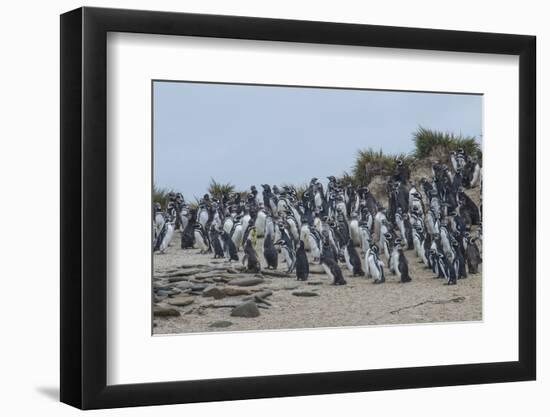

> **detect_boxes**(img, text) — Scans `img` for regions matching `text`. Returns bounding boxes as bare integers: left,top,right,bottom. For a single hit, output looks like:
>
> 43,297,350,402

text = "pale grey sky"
153,81,482,200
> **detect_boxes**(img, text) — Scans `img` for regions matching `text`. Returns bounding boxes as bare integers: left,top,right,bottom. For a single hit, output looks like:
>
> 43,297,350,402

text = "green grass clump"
352,149,413,186
208,178,235,200
412,126,481,160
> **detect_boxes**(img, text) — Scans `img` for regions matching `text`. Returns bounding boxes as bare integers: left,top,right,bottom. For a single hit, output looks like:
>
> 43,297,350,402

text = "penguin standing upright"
349,213,361,247
295,240,310,281
397,245,412,283
320,240,346,285
221,231,239,261
436,252,452,283
193,223,210,254
307,226,321,262
344,239,365,276
209,225,225,259
254,208,267,237
242,239,261,273
263,233,278,270
155,215,174,254
466,237,482,274
367,245,385,284
181,210,196,249
451,239,468,279
276,239,296,273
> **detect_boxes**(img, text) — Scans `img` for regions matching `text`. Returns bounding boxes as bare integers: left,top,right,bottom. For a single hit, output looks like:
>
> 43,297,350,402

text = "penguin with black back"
209,225,225,259
180,209,196,249
221,230,239,261
466,237,482,274
193,223,211,254
345,239,364,276
276,239,296,273
242,238,261,273
295,240,310,281
263,233,278,270
397,242,412,283
451,238,468,279
320,239,346,285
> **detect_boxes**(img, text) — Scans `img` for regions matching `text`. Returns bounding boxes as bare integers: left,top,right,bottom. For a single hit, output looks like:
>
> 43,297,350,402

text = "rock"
230,300,260,318
153,305,180,317
292,291,319,297
209,320,234,328
154,284,174,291
243,290,273,301
261,270,290,278
191,284,208,291
222,287,251,297
173,281,194,290
228,277,265,287
155,289,180,297
167,296,195,307
307,281,323,286
283,283,300,291
202,285,226,299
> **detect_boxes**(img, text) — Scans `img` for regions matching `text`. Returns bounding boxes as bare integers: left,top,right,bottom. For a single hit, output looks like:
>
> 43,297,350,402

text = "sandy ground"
153,232,482,334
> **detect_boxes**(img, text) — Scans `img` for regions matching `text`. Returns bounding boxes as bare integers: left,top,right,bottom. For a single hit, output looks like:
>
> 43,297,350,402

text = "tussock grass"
208,178,235,200
352,149,413,186
412,126,481,160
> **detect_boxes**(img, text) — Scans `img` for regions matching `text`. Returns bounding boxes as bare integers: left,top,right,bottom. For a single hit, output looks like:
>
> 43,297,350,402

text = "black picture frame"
60,6,536,410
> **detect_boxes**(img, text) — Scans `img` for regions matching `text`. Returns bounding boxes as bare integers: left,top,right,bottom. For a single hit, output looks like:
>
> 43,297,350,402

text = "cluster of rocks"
153,261,310,326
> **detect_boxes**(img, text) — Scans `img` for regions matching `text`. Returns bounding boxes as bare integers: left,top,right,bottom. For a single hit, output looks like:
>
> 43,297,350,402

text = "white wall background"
0,0,545,415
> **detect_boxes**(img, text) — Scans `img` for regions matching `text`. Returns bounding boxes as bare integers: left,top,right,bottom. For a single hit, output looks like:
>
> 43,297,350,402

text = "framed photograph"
60,6,536,409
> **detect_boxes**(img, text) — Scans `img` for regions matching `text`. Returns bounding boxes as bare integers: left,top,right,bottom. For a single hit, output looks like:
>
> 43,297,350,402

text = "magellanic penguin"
307,226,321,262
397,244,412,283
466,237,482,274
263,233,278,270
221,231,239,261
197,202,210,227
242,239,261,273
349,212,361,247
193,223,210,254
389,237,401,275
155,215,174,254
254,208,267,237
295,240,310,281
231,218,245,250
320,240,346,285
275,239,296,274
209,225,225,259
367,245,385,284
343,239,365,276
451,239,468,279
181,214,196,249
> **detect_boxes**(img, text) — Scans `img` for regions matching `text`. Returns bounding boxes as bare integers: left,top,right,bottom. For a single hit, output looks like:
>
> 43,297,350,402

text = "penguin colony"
153,148,482,287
